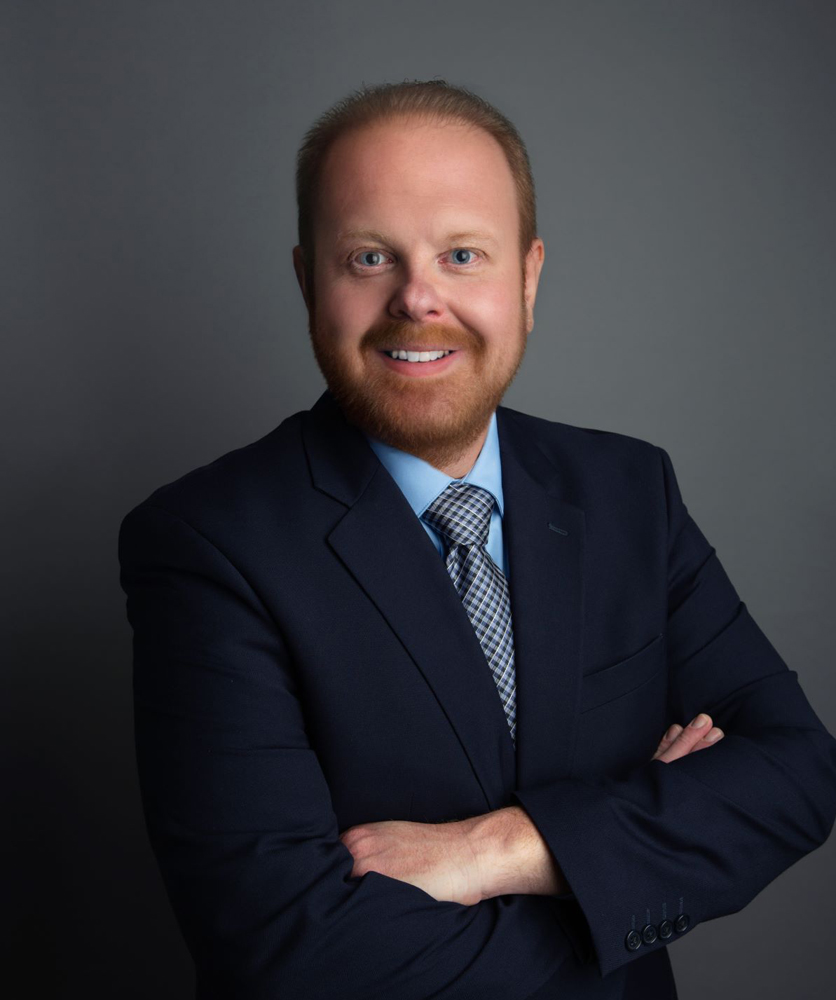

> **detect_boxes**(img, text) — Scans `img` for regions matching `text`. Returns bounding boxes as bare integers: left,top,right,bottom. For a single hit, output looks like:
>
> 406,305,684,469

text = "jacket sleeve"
510,444,836,979
119,502,573,1000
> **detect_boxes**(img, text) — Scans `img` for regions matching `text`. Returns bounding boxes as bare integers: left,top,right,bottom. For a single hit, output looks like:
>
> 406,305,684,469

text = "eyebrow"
335,228,499,247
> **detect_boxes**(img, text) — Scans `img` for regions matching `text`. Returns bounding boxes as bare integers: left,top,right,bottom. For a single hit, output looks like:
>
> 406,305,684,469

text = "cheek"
468,270,521,312
456,283,523,340
322,280,383,328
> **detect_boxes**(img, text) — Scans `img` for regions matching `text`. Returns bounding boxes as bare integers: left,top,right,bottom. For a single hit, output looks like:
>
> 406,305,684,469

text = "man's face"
294,115,545,466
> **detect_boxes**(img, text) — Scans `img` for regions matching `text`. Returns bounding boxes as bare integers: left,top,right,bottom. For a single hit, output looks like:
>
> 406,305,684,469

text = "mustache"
361,321,481,352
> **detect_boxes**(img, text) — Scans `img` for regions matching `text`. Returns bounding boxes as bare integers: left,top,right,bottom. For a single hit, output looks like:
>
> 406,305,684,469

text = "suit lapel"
496,406,586,792
302,390,586,808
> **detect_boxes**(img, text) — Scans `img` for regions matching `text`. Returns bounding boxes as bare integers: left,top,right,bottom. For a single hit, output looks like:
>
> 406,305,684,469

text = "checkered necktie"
421,482,517,747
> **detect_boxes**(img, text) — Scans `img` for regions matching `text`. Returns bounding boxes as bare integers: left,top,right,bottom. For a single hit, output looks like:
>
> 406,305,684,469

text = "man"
119,81,836,999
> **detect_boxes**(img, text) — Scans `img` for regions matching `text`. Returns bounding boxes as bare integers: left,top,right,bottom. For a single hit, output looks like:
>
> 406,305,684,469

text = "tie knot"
421,482,495,548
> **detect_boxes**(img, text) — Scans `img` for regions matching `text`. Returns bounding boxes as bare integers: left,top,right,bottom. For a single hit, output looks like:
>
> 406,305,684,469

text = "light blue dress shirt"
362,410,508,577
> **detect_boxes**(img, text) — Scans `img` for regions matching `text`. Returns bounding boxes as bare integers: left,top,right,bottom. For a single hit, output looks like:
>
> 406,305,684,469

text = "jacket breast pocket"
580,632,666,713
572,632,668,778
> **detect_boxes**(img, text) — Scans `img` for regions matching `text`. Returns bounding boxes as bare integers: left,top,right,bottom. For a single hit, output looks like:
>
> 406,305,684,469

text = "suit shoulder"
120,409,308,529
499,404,663,466
499,405,668,523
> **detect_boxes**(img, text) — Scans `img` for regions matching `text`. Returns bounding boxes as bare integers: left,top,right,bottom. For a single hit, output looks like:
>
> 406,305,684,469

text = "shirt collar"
362,410,505,519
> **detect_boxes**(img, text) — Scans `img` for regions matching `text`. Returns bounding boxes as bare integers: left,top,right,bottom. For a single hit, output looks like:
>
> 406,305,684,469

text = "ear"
523,238,545,333
292,245,312,312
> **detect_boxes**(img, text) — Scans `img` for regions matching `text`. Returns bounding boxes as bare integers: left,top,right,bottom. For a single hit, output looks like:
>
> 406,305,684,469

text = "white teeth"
387,349,451,362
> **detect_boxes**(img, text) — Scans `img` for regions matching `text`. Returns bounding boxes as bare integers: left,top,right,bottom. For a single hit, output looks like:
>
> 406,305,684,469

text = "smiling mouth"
379,349,457,362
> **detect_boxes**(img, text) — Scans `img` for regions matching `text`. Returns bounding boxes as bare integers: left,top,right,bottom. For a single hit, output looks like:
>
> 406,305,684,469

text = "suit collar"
302,389,585,805
302,389,378,507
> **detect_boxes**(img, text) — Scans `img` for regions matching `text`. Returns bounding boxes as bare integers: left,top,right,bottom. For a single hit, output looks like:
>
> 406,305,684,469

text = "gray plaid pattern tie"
421,481,517,747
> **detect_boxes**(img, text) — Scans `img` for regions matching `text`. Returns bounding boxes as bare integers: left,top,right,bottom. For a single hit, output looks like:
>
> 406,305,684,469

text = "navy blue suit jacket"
118,388,836,999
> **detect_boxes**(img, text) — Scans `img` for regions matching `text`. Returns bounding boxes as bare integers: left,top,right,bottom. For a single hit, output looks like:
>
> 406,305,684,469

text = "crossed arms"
338,710,726,906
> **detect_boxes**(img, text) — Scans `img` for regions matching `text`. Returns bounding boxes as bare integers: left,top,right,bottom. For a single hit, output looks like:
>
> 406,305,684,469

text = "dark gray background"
3,1,834,996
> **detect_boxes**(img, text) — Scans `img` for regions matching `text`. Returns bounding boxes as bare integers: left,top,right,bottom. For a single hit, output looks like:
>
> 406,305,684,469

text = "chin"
354,382,498,456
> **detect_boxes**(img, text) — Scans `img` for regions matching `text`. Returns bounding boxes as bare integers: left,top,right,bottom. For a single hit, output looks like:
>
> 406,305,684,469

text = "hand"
651,713,724,762
339,818,483,906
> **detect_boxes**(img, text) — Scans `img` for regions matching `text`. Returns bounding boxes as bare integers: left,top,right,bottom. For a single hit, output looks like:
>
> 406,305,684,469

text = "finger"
651,723,684,760
655,714,715,763
690,727,725,752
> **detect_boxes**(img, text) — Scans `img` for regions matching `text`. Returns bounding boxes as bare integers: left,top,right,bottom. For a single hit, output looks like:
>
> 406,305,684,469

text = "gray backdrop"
3,1,834,996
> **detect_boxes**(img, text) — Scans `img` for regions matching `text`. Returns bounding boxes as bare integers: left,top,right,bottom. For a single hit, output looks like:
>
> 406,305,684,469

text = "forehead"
315,116,519,242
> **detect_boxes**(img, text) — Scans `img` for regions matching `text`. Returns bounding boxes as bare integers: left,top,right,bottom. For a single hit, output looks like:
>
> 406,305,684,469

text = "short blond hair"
295,79,538,285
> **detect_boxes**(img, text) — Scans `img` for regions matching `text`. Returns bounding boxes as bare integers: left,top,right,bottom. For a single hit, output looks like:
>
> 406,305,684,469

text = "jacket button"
625,929,643,951
658,919,674,940
674,913,690,932
641,923,658,944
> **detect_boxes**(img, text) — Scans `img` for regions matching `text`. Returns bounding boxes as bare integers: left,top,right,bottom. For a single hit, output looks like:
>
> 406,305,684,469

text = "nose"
387,267,446,324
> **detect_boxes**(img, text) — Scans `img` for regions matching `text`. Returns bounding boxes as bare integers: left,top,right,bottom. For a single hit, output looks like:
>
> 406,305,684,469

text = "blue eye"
357,251,386,267
350,247,479,270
